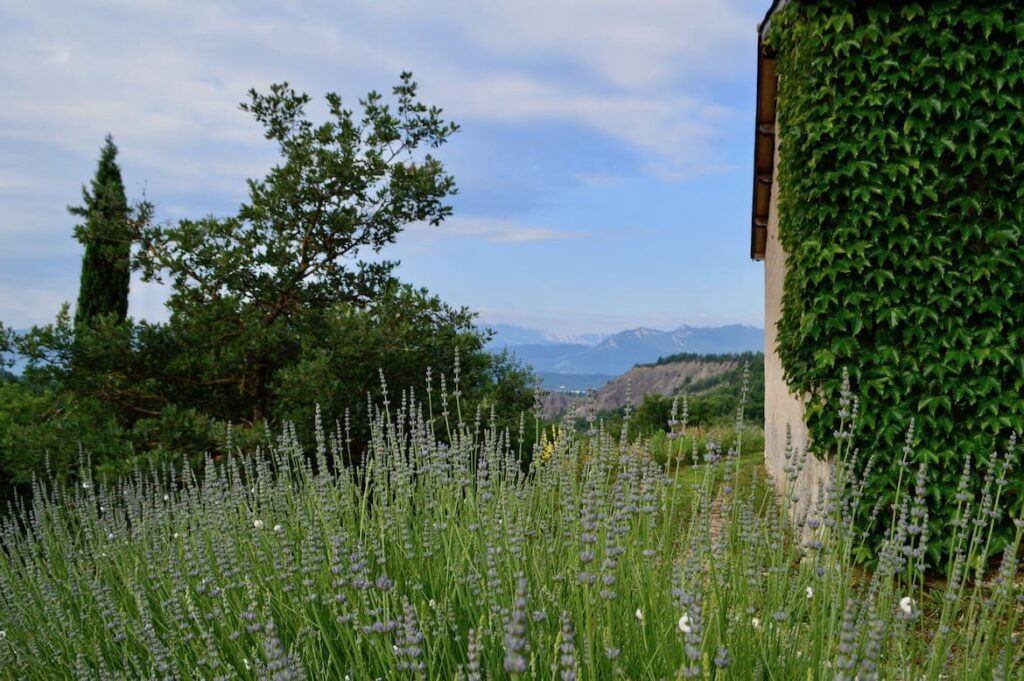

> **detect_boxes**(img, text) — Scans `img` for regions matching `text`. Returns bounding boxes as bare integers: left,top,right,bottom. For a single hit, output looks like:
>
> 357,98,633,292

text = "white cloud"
415,217,585,244
432,72,740,177
0,0,764,326
0,0,758,185
369,0,757,88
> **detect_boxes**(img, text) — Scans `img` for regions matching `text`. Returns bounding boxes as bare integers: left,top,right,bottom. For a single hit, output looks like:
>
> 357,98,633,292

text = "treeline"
643,349,764,367
0,75,536,493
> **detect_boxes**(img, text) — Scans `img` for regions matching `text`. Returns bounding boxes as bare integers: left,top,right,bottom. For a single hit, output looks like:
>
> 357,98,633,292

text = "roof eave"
750,0,787,261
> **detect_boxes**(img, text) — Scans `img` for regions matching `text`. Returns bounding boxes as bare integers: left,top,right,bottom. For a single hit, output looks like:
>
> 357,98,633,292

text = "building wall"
763,123,829,509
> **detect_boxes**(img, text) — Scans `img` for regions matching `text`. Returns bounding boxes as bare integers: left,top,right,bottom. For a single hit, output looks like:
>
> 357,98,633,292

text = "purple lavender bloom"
503,577,529,674
559,612,577,681
466,628,482,681
394,598,426,673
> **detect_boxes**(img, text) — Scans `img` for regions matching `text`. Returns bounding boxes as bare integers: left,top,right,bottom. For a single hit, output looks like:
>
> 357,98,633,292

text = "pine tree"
71,135,132,327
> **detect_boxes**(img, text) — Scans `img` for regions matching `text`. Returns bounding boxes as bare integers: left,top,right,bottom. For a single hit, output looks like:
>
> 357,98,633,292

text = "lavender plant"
0,370,1020,679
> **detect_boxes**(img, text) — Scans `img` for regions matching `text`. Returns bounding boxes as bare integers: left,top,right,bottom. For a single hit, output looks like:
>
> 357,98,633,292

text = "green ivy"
767,0,1024,564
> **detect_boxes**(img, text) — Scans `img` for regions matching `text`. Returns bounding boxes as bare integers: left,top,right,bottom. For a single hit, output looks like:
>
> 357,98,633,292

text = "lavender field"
0,378,1021,680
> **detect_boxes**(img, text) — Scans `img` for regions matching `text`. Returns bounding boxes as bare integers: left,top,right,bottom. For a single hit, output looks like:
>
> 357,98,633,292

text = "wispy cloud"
434,72,740,178
0,0,756,185
368,0,756,87
0,0,765,328
421,217,586,244
374,0,757,176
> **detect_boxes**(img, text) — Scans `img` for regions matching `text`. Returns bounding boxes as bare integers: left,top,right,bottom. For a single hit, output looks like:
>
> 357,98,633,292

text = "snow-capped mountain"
482,323,603,349
487,323,763,376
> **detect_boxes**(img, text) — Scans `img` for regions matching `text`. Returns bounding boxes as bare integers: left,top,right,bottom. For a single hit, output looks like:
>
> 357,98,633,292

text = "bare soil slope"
542,358,738,419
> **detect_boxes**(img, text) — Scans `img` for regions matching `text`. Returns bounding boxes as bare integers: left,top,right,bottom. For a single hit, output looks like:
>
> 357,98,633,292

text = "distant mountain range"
482,323,605,348
484,323,763,377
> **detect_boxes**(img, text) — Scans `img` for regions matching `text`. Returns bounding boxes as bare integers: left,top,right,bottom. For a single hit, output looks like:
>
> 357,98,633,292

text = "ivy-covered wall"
767,0,1024,560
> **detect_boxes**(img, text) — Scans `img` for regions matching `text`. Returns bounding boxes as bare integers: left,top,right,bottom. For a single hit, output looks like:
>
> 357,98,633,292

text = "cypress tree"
71,135,132,327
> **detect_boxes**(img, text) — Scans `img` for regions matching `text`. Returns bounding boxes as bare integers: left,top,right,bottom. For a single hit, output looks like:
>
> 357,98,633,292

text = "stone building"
750,0,829,504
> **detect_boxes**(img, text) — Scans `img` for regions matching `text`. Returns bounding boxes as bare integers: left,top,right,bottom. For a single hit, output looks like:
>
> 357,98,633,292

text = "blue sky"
0,0,768,336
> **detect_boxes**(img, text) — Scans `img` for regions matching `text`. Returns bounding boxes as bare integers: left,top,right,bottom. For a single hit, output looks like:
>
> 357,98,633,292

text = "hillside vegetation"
544,352,764,429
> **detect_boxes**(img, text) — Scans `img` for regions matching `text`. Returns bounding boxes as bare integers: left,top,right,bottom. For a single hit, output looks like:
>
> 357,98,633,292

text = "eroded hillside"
542,356,744,419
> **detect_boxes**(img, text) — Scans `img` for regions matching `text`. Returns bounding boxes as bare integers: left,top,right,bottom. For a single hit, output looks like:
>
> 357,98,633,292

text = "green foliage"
684,354,765,425
270,281,534,453
1,308,233,490
0,75,541,490
767,0,1024,562
135,74,459,423
644,350,763,367
476,349,540,459
0,382,131,487
1,284,517,489
0,321,13,375
70,136,147,327
630,393,673,435
648,427,766,469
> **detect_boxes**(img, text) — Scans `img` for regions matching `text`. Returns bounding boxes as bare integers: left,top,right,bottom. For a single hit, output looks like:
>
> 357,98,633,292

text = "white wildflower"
429,598,437,609
81,481,90,489
752,617,762,629
678,613,691,634
0,630,6,640
899,596,914,615
173,532,180,539
243,658,250,671
107,533,114,540
253,519,264,530
273,524,283,533
635,608,644,622
163,494,170,502
806,586,814,599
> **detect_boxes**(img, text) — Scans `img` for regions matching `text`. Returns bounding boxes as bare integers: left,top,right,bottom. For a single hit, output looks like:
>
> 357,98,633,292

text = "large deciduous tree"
137,74,460,422
71,135,134,327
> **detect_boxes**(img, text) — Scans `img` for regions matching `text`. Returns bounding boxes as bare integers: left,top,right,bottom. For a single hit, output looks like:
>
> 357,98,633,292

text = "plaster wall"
763,124,830,509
